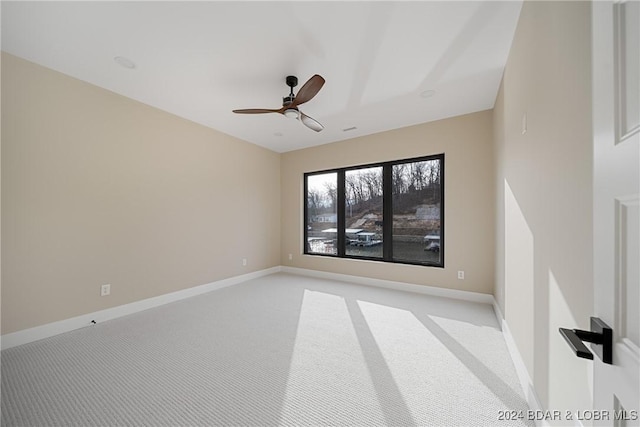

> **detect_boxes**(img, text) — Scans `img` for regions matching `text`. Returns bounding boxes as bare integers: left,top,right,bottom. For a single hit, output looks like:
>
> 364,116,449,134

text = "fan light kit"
233,74,325,132
284,108,299,119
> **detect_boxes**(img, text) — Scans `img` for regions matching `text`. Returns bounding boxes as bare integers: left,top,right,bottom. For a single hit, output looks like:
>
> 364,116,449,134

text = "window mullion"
382,164,393,261
337,169,346,257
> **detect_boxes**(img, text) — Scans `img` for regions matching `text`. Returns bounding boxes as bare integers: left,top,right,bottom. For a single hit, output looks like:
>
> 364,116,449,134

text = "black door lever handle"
559,328,594,360
559,317,612,364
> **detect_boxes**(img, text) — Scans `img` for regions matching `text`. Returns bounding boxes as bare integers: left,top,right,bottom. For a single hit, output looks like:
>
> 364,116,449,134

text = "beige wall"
281,110,495,294
1,53,281,334
493,0,593,415
2,4,597,417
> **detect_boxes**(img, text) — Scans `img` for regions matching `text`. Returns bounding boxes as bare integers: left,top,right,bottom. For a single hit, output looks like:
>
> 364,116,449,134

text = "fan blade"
300,112,324,132
232,108,282,114
290,74,325,107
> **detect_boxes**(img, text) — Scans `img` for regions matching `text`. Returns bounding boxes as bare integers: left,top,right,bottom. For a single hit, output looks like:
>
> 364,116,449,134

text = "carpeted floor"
1,273,531,426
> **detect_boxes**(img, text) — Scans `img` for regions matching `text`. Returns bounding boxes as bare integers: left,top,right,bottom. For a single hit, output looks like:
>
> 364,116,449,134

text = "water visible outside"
306,158,442,266
307,240,441,265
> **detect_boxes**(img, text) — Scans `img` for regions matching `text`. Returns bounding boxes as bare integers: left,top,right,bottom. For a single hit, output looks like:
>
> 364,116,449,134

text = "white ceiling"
2,1,522,153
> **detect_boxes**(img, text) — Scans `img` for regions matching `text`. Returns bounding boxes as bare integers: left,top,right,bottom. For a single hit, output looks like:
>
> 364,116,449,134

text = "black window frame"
304,153,445,268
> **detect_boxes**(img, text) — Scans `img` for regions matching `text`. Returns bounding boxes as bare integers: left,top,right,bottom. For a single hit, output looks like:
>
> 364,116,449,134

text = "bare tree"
427,160,441,198
361,169,382,200
392,164,407,195
346,172,365,205
426,160,440,186
324,182,337,209
307,189,322,216
411,161,428,190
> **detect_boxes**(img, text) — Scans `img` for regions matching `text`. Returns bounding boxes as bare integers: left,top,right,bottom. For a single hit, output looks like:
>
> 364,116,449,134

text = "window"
345,166,383,258
305,172,338,255
304,154,444,267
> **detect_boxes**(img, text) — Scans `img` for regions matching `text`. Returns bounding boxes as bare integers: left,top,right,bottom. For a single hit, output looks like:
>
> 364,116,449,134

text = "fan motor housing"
282,95,294,106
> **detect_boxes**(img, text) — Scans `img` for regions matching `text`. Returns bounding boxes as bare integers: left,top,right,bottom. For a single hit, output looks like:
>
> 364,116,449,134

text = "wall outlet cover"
101,284,111,296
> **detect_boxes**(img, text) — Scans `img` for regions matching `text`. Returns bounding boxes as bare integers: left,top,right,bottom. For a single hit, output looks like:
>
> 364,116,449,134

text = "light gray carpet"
1,273,531,426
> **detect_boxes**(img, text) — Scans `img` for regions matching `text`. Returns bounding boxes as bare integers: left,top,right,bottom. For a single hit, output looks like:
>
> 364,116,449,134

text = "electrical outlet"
101,284,111,296
288,253,293,260
457,271,465,280
242,258,247,266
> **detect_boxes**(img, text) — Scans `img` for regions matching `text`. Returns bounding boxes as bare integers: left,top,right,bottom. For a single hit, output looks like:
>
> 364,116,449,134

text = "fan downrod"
284,75,299,105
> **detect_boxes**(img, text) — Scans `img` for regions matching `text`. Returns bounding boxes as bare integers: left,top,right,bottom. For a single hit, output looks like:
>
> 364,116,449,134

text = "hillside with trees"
307,159,441,239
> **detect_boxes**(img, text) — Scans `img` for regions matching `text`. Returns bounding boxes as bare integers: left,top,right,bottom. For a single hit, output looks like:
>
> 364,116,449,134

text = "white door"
592,0,640,424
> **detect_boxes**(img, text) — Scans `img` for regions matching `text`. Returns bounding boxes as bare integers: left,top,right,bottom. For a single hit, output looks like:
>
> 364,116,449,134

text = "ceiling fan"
233,74,325,132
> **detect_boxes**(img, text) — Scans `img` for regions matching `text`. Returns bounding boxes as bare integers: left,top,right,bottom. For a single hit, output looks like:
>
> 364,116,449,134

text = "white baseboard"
491,299,556,427
1,266,490,350
5,265,574,425
281,266,494,304
1,266,282,350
